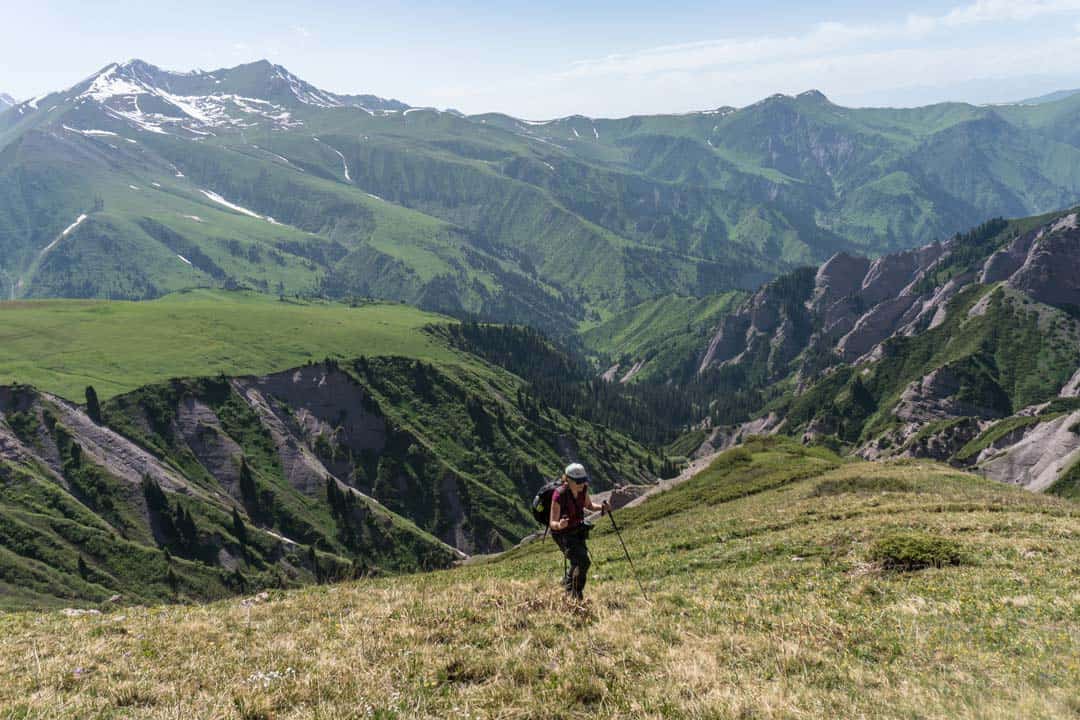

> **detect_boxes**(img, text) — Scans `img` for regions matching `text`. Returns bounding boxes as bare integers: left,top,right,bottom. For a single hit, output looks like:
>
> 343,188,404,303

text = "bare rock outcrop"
861,243,945,305
810,252,871,312
901,272,975,335
894,367,1007,423
1008,224,1080,309
697,413,784,456
978,411,1080,491
698,313,751,371
177,397,244,492
1061,367,1080,398
836,295,919,362
601,364,620,383
230,380,336,498
40,391,197,496
620,359,645,383
240,364,385,453
980,230,1035,284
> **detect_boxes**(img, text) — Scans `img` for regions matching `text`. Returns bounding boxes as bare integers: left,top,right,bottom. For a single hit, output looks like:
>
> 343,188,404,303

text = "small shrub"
725,447,752,464
439,656,496,685
869,532,969,571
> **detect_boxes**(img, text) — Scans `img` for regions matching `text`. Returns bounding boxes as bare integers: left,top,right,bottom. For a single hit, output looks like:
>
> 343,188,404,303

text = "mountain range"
4,58,1080,609
644,207,1080,496
9,60,1080,333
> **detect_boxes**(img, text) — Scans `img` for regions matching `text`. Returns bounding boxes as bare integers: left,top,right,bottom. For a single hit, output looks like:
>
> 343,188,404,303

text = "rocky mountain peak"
16,59,410,139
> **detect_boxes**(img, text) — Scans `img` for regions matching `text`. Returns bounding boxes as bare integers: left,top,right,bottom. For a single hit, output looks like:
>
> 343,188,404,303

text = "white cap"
564,462,588,480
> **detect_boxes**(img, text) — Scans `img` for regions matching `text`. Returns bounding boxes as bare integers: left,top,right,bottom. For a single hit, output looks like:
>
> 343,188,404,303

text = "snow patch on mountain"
272,65,341,108
199,189,284,226
62,125,118,137
61,214,88,238
38,214,88,262
313,137,351,182
84,64,144,101
200,190,262,218
75,62,306,136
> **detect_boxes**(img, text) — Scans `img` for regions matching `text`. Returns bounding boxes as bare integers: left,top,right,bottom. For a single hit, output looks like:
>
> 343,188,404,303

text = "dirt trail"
618,450,723,510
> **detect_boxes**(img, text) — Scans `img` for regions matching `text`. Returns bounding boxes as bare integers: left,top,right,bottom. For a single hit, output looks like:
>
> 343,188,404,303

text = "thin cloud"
943,0,1080,25
563,0,1080,80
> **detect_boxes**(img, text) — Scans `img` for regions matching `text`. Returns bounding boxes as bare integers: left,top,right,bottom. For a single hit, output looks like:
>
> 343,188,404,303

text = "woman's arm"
583,490,606,513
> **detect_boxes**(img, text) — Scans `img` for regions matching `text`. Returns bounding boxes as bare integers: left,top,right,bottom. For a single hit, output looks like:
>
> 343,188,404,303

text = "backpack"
531,479,563,526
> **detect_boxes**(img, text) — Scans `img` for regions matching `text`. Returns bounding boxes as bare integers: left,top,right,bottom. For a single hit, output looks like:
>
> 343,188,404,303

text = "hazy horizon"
5,0,1080,118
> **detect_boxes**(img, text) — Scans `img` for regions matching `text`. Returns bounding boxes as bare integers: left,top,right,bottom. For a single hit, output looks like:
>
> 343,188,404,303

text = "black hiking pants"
554,526,590,599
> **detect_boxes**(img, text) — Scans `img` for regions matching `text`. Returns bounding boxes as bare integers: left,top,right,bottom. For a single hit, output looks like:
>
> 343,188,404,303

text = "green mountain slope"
581,291,746,382
10,61,1080,332
3,438,1077,718
0,293,664,608
0,290,470,400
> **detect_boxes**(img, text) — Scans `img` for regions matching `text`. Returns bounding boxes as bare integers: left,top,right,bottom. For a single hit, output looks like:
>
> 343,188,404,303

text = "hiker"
549,463,609,600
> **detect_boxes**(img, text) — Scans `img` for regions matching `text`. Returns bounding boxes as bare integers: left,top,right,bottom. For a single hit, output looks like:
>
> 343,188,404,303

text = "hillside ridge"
3,438,1078,718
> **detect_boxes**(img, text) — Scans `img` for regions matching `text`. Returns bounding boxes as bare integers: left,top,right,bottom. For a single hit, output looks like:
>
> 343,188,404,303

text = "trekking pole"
606,508,649,602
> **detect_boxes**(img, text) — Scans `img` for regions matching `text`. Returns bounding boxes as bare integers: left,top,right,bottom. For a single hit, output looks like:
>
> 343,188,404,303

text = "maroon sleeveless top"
552,483,587,534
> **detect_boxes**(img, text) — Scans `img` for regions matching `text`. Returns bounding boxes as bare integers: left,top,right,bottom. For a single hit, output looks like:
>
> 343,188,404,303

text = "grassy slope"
3,438,1077,719
578,291,747,356
580,291,745,381
0,290,470,400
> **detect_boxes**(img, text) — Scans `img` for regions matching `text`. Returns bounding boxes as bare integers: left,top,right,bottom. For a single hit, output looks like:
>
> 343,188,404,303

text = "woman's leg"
567,535,591,599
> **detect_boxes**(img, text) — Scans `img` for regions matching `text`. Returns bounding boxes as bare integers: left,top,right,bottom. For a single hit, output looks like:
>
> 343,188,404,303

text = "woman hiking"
549,463,609,600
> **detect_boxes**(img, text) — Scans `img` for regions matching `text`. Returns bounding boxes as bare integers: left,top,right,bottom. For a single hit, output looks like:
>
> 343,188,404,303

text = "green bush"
869,532,969,571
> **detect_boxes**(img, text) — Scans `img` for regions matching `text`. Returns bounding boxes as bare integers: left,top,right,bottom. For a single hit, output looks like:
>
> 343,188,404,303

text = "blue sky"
4,0,1080,117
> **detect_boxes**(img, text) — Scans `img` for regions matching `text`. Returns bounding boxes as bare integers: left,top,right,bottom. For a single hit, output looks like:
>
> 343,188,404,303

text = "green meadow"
0,289,466,400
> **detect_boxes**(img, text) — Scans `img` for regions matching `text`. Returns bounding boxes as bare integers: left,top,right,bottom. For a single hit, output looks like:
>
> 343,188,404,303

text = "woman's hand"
556,518,569,530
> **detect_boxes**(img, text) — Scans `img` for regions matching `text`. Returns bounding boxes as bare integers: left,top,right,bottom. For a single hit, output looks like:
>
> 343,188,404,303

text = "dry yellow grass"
2,439,1078,719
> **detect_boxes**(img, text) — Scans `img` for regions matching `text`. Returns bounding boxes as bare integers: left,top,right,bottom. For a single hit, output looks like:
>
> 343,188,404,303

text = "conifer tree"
232,507,247,545
85,386,102,424
239,458,256,503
